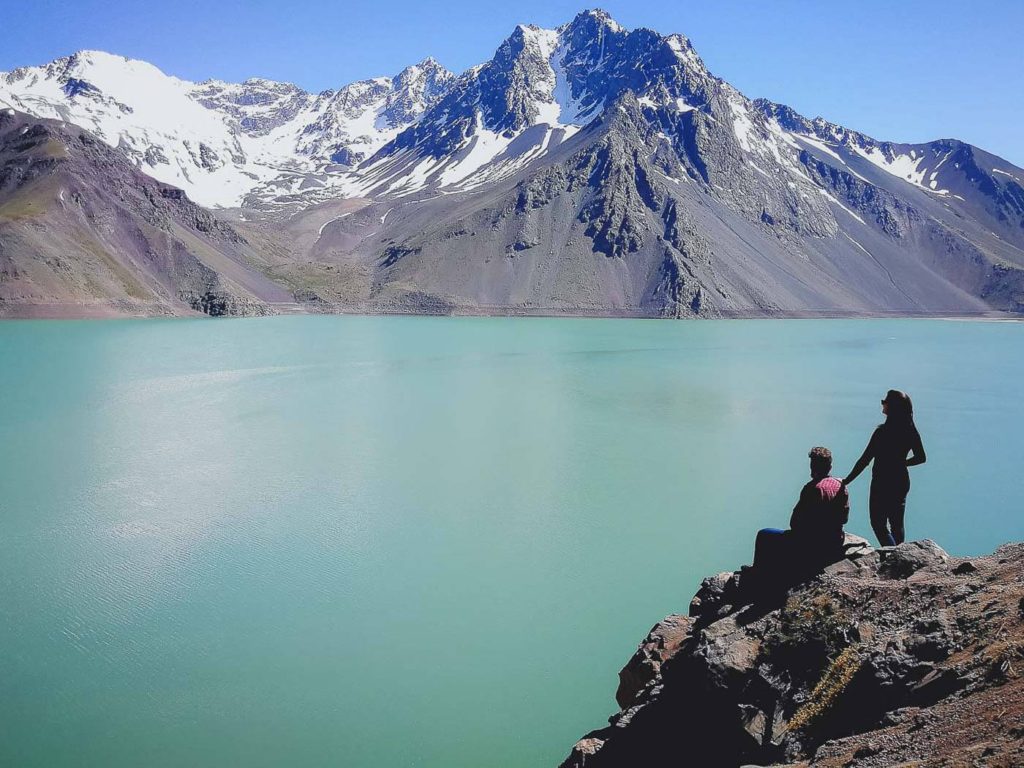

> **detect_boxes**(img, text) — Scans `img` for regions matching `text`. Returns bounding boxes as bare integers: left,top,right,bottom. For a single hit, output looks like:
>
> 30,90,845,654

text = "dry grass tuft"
786,645,862,734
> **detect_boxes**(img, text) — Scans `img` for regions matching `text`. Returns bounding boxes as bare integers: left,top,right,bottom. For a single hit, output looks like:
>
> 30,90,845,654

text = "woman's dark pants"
869,477,909,547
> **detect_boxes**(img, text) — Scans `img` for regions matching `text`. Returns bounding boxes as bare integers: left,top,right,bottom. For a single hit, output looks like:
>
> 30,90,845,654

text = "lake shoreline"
1,302,1021,322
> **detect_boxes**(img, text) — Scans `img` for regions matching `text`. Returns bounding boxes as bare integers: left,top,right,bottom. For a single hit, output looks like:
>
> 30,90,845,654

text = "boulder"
616,614,693,708
690,571,742,620
878,539,949,578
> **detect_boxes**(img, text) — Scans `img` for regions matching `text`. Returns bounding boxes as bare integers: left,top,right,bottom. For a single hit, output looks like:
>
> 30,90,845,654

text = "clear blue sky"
3,0,1023,165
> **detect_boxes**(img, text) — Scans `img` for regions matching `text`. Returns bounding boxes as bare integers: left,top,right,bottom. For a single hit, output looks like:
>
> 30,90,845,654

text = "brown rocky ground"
561,539,1024,767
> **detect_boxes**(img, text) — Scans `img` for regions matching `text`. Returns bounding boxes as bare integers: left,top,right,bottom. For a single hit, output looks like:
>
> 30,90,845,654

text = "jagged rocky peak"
484,8,716,130
757,99,882,153
552,10,715,115
393,57,452,94
323,58,454,126
294,59,454,166
375,7,722,168
382,58,454,128
572,8,624,32
193,76,307,105
473,23,564,135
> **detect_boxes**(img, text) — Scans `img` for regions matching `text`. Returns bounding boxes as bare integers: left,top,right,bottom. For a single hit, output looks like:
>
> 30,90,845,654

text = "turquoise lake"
2,316,1022,767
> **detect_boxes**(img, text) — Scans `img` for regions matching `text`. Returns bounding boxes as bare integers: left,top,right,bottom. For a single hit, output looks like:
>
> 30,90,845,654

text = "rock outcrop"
561,539,1024,767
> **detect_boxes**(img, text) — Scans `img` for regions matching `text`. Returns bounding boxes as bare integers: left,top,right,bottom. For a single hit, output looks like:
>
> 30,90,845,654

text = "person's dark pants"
753,528,789,571
753,528,844,589
870,477,909,547
749,528,792,601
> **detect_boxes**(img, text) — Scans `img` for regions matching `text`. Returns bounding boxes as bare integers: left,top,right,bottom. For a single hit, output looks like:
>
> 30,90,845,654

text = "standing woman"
842,390,926,546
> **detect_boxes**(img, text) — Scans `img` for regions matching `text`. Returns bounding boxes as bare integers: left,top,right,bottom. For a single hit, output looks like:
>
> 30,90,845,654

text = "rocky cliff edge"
561,538,1024,767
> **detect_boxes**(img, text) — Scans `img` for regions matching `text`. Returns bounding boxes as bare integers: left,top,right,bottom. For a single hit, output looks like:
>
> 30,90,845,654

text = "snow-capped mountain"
1,9,1023,319
0,51,454,208
354,10,729,195
343,10,1024,317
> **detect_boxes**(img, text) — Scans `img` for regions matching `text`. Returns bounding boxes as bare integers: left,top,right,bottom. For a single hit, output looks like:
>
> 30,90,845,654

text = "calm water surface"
1,316,1022,767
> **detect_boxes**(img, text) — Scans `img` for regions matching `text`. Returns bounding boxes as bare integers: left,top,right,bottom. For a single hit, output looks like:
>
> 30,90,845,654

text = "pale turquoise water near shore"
2,316,1022,767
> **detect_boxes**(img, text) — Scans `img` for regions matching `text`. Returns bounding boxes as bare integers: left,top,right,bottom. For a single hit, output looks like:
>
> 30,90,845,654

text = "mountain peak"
391,57,456,99
399,57,448,76
68,49,129,65
564,8,624,33
64,50,172,78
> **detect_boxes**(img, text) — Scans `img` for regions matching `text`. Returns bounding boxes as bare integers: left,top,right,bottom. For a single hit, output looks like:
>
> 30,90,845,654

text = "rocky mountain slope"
2,9,1023,318
0,108,293,316
560,539,1024,767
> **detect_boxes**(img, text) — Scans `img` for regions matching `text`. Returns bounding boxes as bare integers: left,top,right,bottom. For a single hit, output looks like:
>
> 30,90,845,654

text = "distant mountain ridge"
0,50,455,208
1,9,1023,318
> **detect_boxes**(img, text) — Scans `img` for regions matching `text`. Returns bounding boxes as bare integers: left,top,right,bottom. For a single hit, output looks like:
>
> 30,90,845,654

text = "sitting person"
752,447,850,590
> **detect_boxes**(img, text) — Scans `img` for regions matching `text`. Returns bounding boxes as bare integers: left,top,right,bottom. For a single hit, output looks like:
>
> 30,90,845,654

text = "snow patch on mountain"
853,145,949,195
992,167,1021,182
549,39,602,127
436,113,513,186
730,99,756,153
